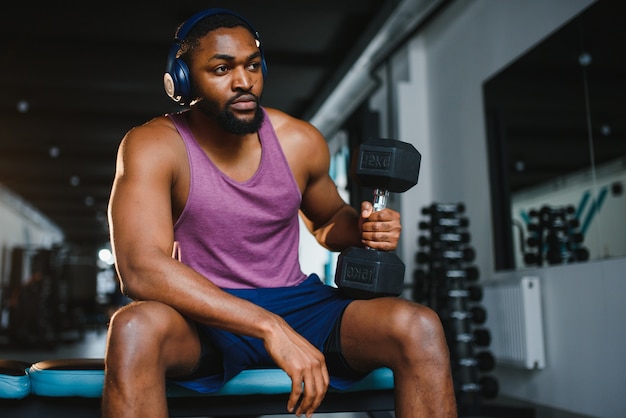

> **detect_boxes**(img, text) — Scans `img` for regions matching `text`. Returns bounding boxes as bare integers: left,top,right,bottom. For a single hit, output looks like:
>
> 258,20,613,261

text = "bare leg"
102,301,204,418
340,298,457,418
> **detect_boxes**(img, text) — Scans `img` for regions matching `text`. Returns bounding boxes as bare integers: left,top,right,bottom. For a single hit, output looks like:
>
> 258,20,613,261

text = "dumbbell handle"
372,188,389,212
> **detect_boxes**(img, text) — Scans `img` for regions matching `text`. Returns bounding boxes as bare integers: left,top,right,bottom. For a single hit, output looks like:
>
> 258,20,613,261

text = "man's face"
188,26,265,134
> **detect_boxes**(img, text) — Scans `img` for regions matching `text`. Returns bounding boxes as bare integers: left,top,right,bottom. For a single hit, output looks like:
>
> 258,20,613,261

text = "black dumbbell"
417,247,476,263
449,328,491,347
433,266,480,282
422,202,465,214
335,138,421,299
455,351,496,372
418,217,469,230
546,231,583,245
439,285,483,302
441,306,487,325
457,375,499,399
546,247,589,264
418,232,470,246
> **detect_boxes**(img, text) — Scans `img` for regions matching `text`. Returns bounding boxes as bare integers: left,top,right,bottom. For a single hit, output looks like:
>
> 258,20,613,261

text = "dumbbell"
335,138,421,299
416,247,475,263
439,285,483,302
418,232,470,246
546,231,583,245
422,202,465,214
441,306,487,325
455,351,496,372
433,266,480,282
448,328,491,347
457,375,499,399
546,247,589,264
418,217,469,230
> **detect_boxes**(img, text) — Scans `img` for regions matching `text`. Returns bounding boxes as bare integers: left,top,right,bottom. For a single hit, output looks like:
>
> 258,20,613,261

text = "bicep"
299,141,360,250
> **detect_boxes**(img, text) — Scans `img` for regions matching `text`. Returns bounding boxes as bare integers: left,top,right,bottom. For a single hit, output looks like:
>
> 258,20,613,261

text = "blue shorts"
171,274,364,393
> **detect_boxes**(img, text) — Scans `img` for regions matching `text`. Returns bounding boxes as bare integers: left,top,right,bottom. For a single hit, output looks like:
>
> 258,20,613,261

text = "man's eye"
248,62,261,71
215,66,229,74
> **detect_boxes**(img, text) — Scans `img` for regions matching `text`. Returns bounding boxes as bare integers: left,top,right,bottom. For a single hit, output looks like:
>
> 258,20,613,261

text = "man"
103,9,456,418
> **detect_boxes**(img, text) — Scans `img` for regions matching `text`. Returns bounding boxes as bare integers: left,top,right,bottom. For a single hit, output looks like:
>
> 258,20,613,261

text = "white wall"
392,1,625,417
491,259,626,417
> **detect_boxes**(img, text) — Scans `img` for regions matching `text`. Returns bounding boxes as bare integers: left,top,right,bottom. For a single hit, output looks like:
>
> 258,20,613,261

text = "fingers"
287,361,329,417
360,201,374,218
287,376,303,415
360,202,401,250
263,317,329,417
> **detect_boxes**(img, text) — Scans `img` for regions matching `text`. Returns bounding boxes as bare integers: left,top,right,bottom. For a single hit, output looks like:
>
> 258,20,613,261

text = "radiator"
482,276,546,370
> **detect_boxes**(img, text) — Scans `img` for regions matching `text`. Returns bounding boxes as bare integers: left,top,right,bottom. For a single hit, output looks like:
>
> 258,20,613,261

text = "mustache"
227,90,259,106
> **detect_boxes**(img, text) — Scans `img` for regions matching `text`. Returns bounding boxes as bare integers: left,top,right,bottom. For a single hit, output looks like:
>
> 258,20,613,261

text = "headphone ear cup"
172,58,191,104
164,53,191,103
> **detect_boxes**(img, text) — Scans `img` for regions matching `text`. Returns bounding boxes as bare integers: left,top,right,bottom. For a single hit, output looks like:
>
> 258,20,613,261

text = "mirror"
483,0,626,271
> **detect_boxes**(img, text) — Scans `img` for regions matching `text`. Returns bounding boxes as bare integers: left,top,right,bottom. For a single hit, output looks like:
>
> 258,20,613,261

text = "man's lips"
230,94,257,111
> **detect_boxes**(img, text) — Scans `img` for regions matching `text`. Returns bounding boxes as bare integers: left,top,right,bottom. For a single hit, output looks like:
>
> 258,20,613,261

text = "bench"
0,358,395,417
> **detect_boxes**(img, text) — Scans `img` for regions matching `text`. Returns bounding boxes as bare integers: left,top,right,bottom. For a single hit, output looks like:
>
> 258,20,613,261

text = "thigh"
107,301,203,378
339,297,435,372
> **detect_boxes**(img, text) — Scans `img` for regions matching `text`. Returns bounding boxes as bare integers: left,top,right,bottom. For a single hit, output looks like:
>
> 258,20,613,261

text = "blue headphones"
163,8,267,105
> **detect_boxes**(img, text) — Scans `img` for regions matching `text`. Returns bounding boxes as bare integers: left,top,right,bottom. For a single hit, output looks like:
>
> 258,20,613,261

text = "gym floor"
0,328,596,418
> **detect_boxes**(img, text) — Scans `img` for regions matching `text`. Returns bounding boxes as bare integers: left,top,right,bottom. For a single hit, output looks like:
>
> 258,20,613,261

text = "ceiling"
0,1,398,251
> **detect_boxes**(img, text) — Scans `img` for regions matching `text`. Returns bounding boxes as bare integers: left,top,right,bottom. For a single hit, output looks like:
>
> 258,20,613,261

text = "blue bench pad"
27,358,394,398
0,360,32,399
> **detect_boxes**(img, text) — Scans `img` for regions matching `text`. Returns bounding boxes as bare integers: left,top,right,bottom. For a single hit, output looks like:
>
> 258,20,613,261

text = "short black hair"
177,13,257,61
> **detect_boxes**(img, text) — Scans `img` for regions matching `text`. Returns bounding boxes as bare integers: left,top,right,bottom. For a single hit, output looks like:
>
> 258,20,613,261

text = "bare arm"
290,118,401,252
108,118,327,416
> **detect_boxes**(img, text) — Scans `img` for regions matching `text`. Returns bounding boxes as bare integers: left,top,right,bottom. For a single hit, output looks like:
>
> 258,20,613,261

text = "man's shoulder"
123,115,180,146
118,114,185,167
263,107,323,141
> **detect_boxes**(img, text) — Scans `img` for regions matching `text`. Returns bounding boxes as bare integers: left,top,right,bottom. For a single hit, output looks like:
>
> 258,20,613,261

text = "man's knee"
386,302,448,358
107,301,184,358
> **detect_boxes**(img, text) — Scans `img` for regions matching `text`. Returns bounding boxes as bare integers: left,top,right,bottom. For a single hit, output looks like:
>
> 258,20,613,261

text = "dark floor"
0,328,596,418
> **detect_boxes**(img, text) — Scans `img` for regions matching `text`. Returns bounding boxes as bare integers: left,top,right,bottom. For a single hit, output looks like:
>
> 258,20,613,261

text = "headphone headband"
175,8,261,44
163,8,267,105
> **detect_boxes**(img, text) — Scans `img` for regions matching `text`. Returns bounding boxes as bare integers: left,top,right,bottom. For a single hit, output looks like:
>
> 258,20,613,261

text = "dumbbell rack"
413,203,500,411
524,205,589,267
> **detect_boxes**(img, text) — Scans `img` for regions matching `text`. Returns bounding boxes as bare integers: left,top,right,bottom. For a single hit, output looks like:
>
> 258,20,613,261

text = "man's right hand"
263,317,329,417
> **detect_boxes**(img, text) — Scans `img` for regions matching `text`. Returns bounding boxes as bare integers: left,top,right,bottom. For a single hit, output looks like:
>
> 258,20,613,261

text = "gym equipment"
418,217,469,230
450,328,491,347
416,247,476,263
433,266,480,282
441,306,487,325
458,375,499,399
1,358,395,417
418,232,470,246
422,202,465,214
164,8,268,105
415,202,510,416
0,360,31,399
456,351,496,372
523,204,588,267
440,285,483,302
335,138,421,299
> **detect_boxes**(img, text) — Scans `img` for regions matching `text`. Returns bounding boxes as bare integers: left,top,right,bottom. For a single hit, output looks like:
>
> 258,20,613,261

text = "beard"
193,91,265,136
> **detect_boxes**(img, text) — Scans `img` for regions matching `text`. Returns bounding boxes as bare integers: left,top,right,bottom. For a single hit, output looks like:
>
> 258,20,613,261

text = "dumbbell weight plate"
335,247,405,299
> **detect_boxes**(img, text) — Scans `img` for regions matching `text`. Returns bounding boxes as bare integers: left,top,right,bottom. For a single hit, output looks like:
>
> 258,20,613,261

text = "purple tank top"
170,109,307,289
